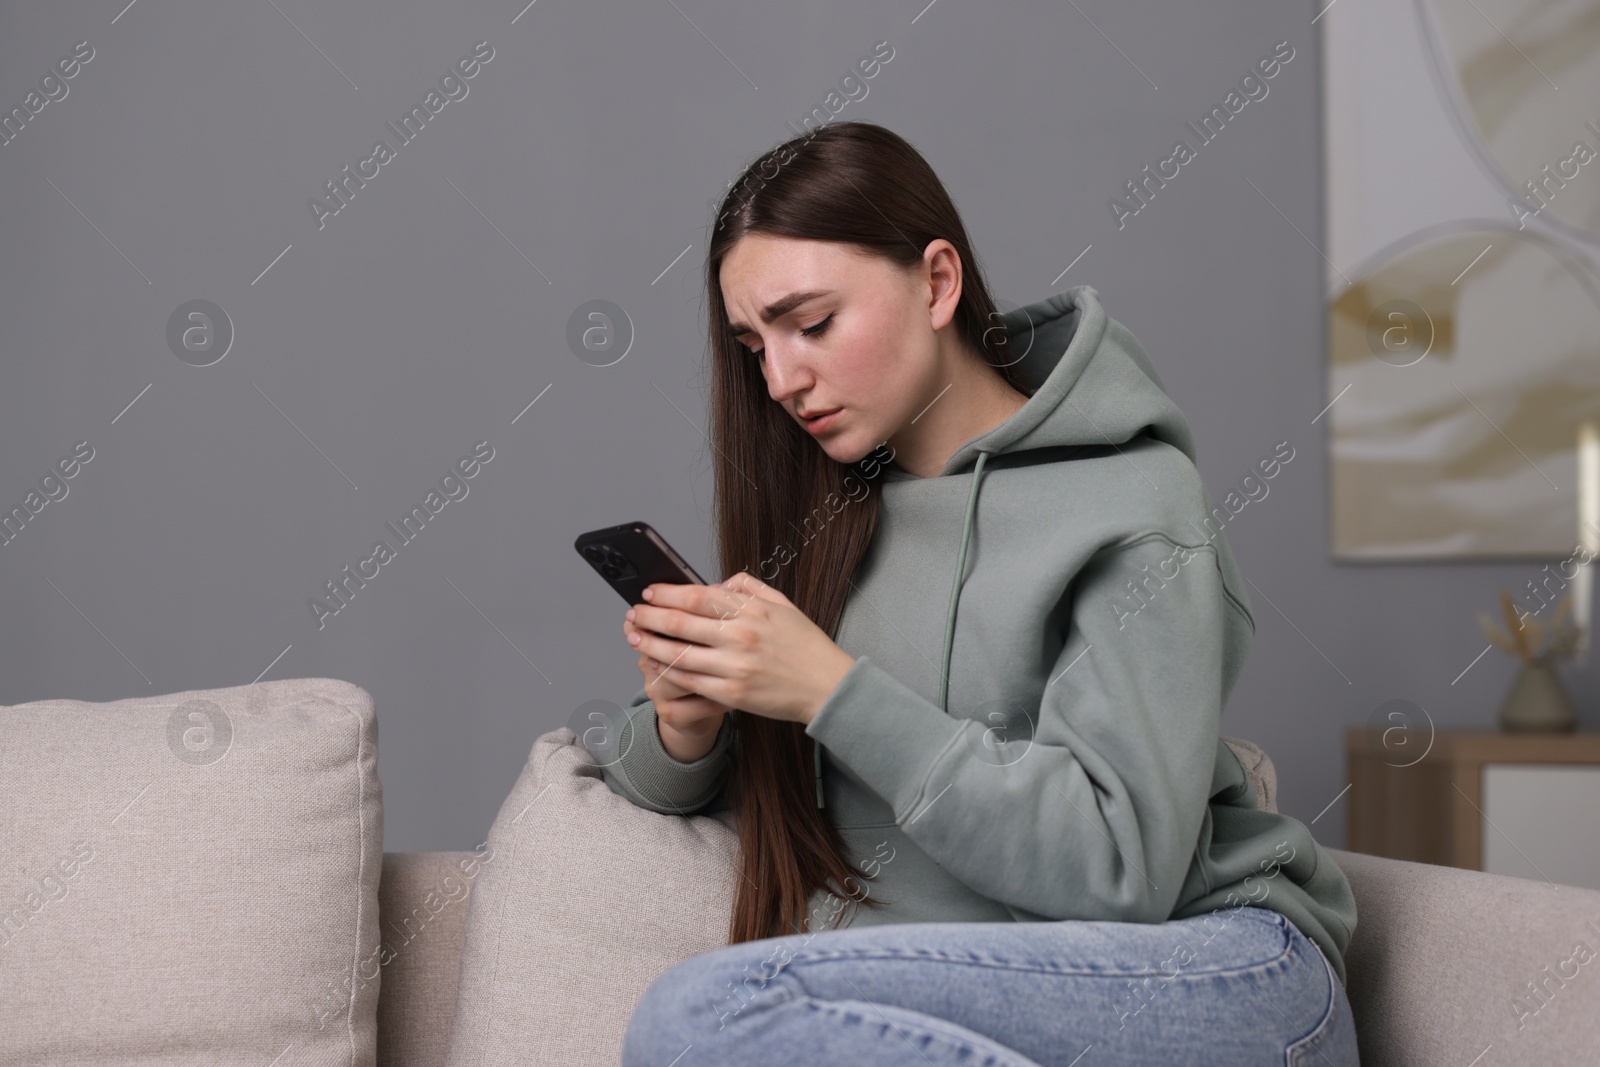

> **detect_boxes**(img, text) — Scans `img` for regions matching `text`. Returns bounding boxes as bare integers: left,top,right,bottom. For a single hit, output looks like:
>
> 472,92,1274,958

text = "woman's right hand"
624,616,731,762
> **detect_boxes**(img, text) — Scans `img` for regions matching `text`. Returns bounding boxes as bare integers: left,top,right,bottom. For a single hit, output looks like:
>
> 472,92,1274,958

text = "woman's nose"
760,346,810,403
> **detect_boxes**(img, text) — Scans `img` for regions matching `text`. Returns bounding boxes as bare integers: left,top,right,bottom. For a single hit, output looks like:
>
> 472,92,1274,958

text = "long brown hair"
704,120,1032,944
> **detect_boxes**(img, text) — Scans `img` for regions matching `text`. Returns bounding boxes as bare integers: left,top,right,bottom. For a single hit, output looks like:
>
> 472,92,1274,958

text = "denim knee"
622,941,804,1064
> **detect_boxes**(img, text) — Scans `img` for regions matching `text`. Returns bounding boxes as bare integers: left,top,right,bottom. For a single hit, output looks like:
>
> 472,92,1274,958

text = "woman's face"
719,233,959,466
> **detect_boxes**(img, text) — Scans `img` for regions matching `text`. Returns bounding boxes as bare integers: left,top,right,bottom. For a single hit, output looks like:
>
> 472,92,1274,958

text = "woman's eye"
801,313,834,339
741,312,831,357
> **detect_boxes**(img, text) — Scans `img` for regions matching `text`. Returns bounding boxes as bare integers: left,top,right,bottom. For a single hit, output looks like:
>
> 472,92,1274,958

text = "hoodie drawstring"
941,449,992,713
815,730,825,808
814,447,993,810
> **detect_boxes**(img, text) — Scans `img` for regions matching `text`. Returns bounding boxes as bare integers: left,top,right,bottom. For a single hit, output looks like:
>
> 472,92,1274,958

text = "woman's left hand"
626,571,856,726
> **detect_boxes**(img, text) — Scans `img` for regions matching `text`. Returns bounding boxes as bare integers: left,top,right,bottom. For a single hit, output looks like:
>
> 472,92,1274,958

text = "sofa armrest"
1326,847,1600,1067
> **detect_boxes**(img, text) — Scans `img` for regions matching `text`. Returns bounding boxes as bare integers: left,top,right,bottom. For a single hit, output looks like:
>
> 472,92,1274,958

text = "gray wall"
3,0,1588,853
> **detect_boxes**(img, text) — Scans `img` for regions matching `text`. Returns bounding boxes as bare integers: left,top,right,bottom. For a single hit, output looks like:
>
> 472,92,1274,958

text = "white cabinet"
1481,765,1600,891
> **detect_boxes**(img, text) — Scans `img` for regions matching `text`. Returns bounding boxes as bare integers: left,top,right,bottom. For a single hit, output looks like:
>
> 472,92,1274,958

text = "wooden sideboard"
1345,728,1600,890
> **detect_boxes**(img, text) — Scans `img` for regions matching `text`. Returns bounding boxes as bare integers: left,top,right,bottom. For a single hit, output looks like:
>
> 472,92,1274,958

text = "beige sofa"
376,742,1600,1067
5,676,1595,1066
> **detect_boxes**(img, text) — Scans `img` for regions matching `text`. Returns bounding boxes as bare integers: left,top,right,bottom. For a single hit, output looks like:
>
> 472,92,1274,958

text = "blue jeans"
623,904,1358,1066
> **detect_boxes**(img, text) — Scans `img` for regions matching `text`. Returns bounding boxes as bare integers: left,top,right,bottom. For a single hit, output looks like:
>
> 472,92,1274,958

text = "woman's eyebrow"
727,289,835,336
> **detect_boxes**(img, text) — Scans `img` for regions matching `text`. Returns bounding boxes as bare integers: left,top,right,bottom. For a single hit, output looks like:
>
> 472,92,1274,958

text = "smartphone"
574,521,709,606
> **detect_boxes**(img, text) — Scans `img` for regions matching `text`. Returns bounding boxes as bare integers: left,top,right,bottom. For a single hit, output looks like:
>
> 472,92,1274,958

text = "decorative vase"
1497,655,1578,733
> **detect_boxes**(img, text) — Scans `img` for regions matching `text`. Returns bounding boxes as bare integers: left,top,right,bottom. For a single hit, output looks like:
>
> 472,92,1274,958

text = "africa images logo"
309,41,496,231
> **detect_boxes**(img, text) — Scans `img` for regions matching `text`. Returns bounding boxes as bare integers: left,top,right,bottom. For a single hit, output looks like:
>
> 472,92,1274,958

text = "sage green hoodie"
597,284,1357,985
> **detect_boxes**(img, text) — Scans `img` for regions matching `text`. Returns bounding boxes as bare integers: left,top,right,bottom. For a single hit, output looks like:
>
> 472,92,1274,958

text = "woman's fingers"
625,618,665,670
720,570,788,607
636,629,713,676
641,654,688,692
629,601,727,648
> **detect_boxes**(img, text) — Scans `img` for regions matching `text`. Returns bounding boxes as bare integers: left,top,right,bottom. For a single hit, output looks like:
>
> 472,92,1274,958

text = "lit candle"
1578,420,1599,663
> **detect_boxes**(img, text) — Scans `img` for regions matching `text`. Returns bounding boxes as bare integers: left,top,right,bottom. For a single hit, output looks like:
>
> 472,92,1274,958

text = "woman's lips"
802,408,842,433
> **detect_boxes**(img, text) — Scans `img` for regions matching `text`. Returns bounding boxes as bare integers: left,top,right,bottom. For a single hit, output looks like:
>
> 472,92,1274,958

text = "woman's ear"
922,239,964,332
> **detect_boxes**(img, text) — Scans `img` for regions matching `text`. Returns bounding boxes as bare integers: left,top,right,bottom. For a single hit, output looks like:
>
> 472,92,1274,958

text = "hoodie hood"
911,284,1199,480
869,285,1204,721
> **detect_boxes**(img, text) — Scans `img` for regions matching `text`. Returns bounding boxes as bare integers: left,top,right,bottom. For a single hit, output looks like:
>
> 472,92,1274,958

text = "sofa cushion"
442,728,1280,1066
444,727,741,1067
0,677,384,1066
1223,735,1277,812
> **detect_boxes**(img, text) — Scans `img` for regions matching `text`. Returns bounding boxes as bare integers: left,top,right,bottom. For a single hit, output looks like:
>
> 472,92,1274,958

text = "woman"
602,121,1359,1066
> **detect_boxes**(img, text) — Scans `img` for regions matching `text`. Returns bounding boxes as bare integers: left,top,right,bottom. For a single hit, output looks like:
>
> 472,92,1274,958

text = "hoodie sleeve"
804,532,1242,924
594,687,736,816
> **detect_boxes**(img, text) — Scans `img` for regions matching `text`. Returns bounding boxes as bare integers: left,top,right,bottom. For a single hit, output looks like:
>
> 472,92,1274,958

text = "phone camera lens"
583,542,637,580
